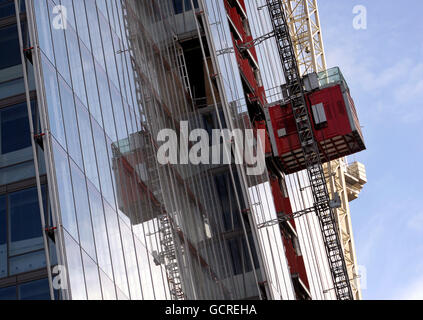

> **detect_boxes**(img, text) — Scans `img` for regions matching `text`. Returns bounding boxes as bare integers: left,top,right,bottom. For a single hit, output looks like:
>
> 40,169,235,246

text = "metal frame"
265,0,353,300
281,0,326,76
279,0,363,300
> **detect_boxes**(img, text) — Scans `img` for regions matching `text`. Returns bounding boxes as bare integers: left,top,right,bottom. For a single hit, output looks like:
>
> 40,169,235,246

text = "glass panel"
9,250,46,275
9,187,43,256
41,55,66,147
103,201,129,297
19,278,50,300
69,160,96,260
99,270,116,300
73,0,90,51
119,220,142,299
0,78,25,101
63,231,87,300
60,0,76,30
33,0,54,62
134,237,155,300
88,183,112,278
80,42,102,124
65,26,87,106
0,0,16,19
75,100,99,189
0,286,16,300
81,251,102,300
48,0,71,85
52,140,78,238
0,102,31,154
95,62,116,142
92,121,115,205
0,24,21,70
0,195,6,278
99,12,118,88
173,0,183,14
317,67,348,89
85,0,105,69
58,76,83,168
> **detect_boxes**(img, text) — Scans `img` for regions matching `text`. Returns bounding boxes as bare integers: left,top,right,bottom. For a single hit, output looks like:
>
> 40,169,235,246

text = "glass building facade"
0,0,54,300
0,0,310,300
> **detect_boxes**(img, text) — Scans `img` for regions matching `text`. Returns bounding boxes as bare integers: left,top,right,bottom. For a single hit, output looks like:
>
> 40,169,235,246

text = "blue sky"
318,0,423,299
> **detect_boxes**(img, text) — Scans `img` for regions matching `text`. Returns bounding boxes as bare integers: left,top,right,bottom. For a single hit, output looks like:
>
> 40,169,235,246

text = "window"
0,186,48,279
0,0,25,18
172,0,198,14
0,0,16,19
173,0,183,14
0,24,21,70
0,286,16,300
19,278,50,300
0,102,31,155
311,102,327,128
9,187,43,256
0,278,51,300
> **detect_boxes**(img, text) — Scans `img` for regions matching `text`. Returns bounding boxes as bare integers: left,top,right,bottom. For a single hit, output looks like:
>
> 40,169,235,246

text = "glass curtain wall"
28,0,172,300
26,0,281,300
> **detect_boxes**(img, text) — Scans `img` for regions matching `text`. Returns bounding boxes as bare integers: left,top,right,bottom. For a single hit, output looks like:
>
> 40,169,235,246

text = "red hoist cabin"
263,67,366,174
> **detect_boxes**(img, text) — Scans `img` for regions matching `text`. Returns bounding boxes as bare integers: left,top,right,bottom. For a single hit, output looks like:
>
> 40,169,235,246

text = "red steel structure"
266,78,365,174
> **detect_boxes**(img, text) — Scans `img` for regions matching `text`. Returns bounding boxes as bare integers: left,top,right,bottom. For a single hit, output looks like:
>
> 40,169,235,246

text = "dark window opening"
0,101,32,154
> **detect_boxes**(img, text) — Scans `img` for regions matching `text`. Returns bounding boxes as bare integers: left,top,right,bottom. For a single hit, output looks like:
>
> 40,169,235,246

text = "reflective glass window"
81,251,102,300
58,76,83,168
85,0,105,69
0,0,16,19
9,249,46,275
88,183,112,278
52,140,78,238
119,220,142,299
80,42,102,124
18,278,50,300
0,102,31,154
99,270,116,300
60,0,76,30
48,0,71,85
63,231,87,300
104,201,129,297
65,27,87,106
9,187,43,256
69,161,96,260
173,0,183,14
95,63,116,142
99,13,118,87
0,286,16,300
75,101,99,189
42,55,66,147
33,0,54,62
73,0,90,50
0,24,21,70
92,121,115,205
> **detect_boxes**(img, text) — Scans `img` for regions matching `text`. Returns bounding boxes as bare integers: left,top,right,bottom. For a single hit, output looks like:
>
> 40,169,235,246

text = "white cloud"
324,34,423,124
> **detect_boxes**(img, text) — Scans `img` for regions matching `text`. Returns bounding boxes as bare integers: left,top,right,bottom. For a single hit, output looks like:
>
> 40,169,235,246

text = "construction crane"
263,0,354,300
280,0,363,299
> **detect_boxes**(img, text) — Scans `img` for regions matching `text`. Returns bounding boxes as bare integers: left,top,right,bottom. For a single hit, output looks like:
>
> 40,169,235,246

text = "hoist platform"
264,67,365,174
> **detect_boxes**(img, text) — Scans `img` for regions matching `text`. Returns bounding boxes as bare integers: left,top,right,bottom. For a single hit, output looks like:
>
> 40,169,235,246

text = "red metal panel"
266,83,365,173
254,120,272,155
